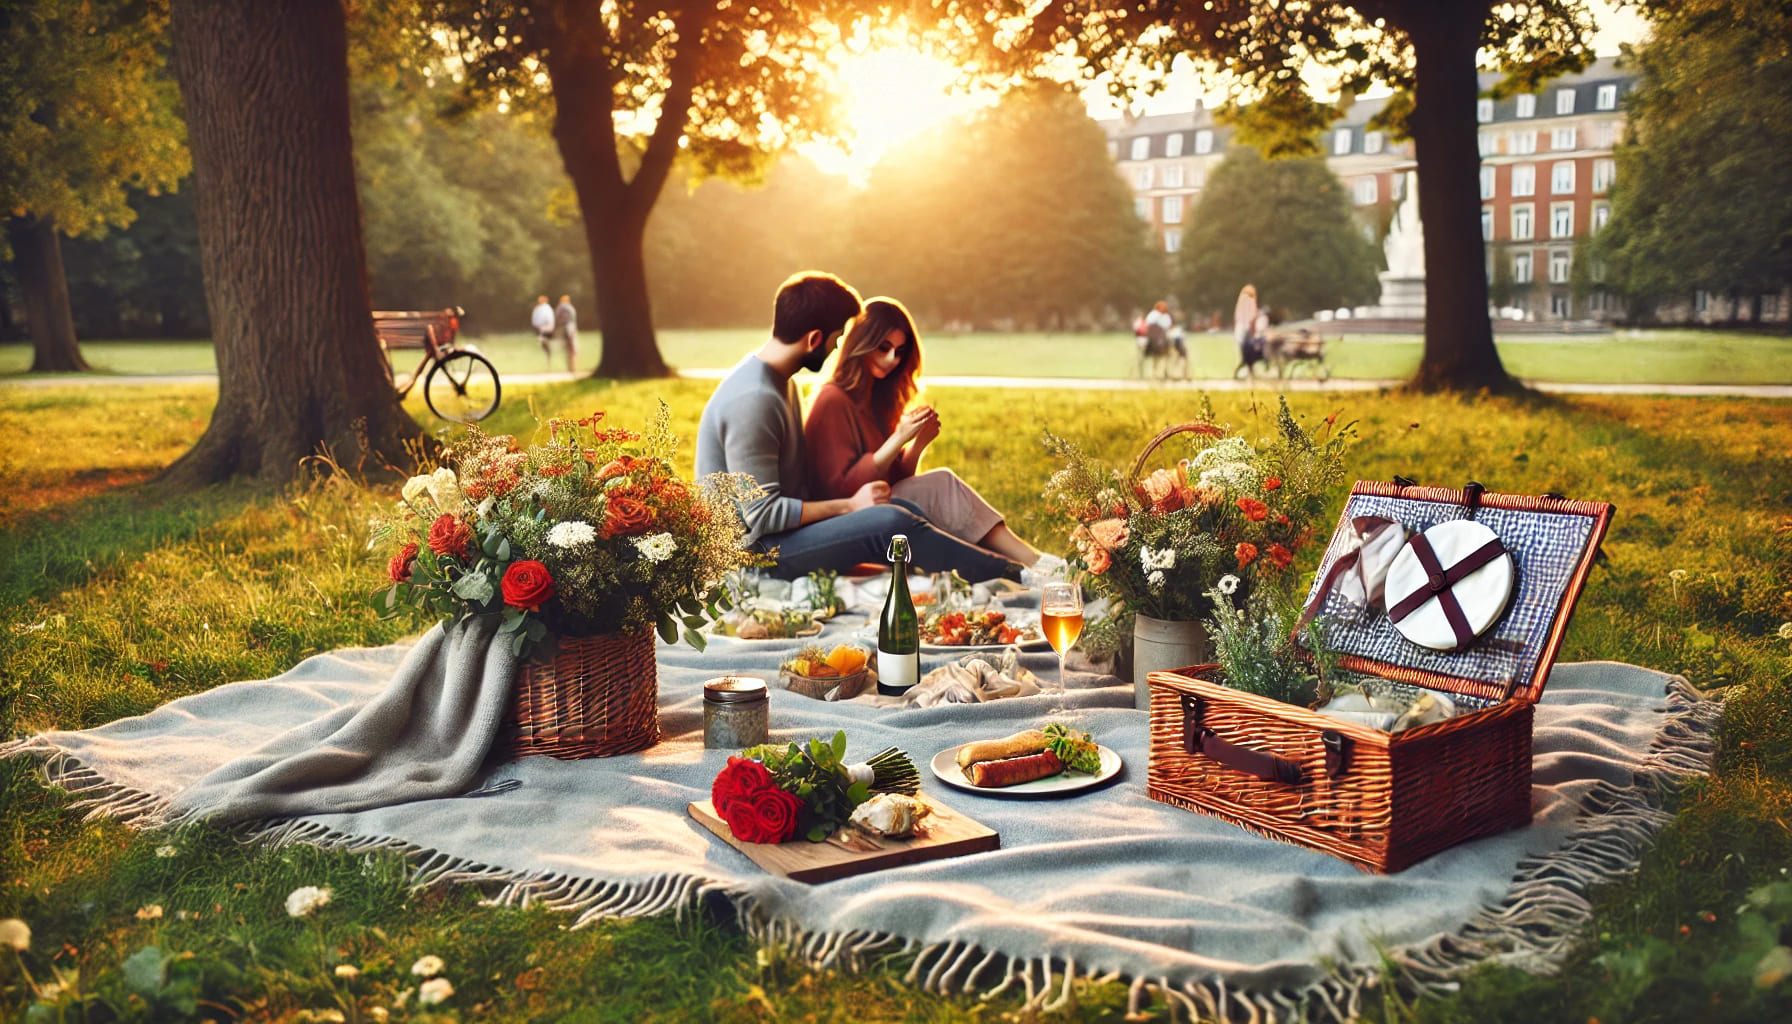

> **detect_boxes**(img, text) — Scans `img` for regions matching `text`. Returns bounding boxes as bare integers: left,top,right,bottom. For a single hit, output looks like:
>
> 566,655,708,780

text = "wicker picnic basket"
1146,481,1614,872
495,629,660,760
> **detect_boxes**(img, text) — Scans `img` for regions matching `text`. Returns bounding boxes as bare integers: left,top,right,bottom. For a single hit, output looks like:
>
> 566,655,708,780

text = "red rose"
711,756,775,817
427,514,473,558
1277,513,1291,526
1266,543,1294,570
1264,477,1283,491
602,496,656,538
740,786,805,844
1235,542,1259,568
596,455,640,480
387,542,420,582
1235,497,1269,522
499,560,555,611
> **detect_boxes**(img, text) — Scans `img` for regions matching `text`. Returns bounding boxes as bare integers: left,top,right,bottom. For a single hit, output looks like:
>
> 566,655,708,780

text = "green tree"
61,190,208,338
1176,148,1380,321
1595,1,1792,329
971,1,1600,391
848,82,1159,328
0,0,188,370
1488,246,1514,309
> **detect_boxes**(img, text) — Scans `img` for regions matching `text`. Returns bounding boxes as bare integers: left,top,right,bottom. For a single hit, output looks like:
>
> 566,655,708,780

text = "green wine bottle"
877,534,920,697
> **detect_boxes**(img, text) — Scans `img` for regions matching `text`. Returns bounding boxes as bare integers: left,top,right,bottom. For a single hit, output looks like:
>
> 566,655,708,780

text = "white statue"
1383,167,1425,280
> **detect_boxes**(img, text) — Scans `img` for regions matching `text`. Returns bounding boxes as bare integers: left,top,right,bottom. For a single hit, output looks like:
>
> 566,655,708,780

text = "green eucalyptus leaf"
687,629,708,653
831,730,846,762
657,615,678,644
846,780,871,804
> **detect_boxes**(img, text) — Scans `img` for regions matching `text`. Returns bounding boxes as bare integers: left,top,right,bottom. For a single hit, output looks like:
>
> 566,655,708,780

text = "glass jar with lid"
703,676,769,749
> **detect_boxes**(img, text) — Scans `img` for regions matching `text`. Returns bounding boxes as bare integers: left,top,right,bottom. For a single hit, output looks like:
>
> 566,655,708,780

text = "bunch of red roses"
710,757,806,844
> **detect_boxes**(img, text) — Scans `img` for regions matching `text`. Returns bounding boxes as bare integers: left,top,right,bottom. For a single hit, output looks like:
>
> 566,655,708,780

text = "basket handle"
1127,422,1226,486
1180,695,1348,783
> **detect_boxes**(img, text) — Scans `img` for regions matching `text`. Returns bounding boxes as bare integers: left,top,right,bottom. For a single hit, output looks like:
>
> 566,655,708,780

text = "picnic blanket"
3,586,1719,1020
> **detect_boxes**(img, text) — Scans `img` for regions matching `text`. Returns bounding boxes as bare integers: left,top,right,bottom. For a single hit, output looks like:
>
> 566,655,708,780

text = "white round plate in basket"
929,743,1124,798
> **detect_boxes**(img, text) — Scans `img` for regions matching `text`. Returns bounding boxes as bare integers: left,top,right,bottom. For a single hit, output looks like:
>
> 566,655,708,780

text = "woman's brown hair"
830,297,922,435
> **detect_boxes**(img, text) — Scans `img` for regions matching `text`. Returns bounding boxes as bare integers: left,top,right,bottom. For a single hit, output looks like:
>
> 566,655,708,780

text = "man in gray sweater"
695,272,1018,582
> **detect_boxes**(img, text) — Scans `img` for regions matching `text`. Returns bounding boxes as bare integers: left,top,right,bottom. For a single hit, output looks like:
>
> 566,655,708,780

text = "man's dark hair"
772,272,862,344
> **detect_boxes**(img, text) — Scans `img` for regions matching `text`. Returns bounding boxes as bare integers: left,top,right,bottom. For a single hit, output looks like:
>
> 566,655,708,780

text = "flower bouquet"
1043,397,1351,620
370,405,756,657
711,732,920,843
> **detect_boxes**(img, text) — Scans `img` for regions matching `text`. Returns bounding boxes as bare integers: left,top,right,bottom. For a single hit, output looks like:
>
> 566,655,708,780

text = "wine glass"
1040,580,1085,718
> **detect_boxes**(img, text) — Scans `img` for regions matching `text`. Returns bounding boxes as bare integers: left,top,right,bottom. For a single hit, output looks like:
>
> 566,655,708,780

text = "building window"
1551,203,1574,239
1552,127,1577,151
1556,89,1576,115
1164,228,1182,254
1590,290,1606,313
1479,132,1497,156
1480,166,1497,200
1477,98,1495,123
1593,158,1615,192
1130,136,1150,161
1593,203,1611,233
1134,197,1151,220
1161,195,1182,224
1552,161,1576,194
1512,163,1536,197
1514,252,1533,283
1696,289,1710,313
1135,166,1153,190
1596,84,1618,111
1593,121,1618,149
1365,131,1384,155
1194,129,1213,154
1516,93,1536,118
1162,164,1184,188
1333,128,1353,155
1165,132,1184,158
1550,251,1571,284
1354,176,1379,205
1482,208,1494,241
1510,130,1536,155
1512,203,1534,240
1551,292,1571,317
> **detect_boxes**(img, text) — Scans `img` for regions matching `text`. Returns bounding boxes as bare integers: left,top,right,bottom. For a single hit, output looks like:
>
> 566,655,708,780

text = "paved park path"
4,369,1789,399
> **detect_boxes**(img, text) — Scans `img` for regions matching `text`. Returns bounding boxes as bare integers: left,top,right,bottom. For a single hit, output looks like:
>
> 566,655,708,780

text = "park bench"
373,307,501,422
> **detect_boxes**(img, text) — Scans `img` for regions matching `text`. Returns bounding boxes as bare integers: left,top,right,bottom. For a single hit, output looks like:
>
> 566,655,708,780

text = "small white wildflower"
314,1011,347,1023
334,964,360,979
284,886,332,918
633,532,677,563
392,988,413,1009
547,521,597,549
411,954,445,978
1217,574,1241,595
155,845,179,858
1777,622,1792,641
135,905,163,921
1140,546,1177,572
426,467,463,511
400,474,433,507
1669,569,1689,581
368,1009,389,1023
418,977,454,1005
0,919,29,951
1148,570,1166,590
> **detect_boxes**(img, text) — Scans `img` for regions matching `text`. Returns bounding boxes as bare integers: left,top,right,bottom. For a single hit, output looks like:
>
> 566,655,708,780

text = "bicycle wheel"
424,351,501,422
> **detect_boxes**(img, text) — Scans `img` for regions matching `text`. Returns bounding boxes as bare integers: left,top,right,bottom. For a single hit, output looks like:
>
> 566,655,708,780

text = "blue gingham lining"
1300,494,1597,691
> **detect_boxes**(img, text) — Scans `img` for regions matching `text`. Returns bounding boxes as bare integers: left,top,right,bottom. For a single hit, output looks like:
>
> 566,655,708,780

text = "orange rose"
602,496,656,538
1266,543,1294,569
1236,497,1269,522
1264,477,1282,491
1085,545,1112,574
1235,542,1259,568
1141,469,1185,513
1088,518,1130,550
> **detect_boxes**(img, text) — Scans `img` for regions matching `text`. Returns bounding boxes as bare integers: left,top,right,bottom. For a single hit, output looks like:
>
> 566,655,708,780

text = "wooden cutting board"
688,798,999,884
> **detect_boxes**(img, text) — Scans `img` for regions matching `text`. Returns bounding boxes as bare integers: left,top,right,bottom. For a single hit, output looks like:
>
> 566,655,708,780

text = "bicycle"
374,308,502,423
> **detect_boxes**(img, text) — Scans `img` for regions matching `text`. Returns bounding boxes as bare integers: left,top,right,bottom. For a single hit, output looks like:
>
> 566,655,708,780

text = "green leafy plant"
1043,723,1102,775
1203,578,1337,708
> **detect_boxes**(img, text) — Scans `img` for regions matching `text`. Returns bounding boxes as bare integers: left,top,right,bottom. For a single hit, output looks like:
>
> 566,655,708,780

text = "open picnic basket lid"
1298,481,1614,705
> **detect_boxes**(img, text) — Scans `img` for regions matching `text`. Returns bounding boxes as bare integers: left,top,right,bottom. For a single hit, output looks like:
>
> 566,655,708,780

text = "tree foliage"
1594,0,1792,317
1177,147,1380,320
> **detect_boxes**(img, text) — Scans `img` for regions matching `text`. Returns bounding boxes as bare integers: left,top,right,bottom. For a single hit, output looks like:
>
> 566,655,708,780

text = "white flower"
334,964,361,979
368,1009,389,1023
1777,622,1792,641
0,919,29,951
155,845,178,858
313,1011,346,1023
418,977,454,1005
1197,461,1261,492
426,467,463,511
1147,570,1166,590
633,532,677,563
547,521,597,549
400,474,433,507
411,954,445,978
1140,546,1177,572
135,905,163,921
1217,574,1241,595
1669,569,1689,581
284,886,332,918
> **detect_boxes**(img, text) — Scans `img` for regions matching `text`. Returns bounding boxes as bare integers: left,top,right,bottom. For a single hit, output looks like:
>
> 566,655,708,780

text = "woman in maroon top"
804,298,1061,574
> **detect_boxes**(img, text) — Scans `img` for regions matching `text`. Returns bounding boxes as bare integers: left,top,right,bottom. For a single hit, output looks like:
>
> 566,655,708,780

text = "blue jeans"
757,499,1016,582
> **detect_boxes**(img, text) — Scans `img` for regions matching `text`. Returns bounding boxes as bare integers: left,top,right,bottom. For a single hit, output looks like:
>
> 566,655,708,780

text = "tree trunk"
163,0,426,487
7,214,91,372
1402,9,1517,393
547,46,673,380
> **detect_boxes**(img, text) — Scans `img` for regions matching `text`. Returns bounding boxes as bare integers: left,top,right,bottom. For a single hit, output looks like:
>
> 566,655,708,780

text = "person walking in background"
1233,284,1263,379
552,294,579,374
531,295,555,368
804,296,1064,580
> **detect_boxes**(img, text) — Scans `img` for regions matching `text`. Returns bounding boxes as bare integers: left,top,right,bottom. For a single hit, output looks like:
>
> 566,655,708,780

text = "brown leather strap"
1294,515,1401,634
1180,696,1348,784
1387,533,1508,648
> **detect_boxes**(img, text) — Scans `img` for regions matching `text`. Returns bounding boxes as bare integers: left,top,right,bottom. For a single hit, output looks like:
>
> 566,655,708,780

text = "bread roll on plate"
955,730,1048,768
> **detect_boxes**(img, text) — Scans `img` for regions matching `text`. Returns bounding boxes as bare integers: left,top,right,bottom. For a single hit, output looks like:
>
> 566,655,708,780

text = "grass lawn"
2,381,1790,1022
4,326,1791,385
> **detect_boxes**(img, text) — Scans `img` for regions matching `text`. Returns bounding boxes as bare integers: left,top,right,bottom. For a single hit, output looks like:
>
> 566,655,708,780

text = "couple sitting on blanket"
695,271,1065,584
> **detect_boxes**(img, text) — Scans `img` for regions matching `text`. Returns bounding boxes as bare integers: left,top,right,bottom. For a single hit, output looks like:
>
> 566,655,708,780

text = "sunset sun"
808,47,996,178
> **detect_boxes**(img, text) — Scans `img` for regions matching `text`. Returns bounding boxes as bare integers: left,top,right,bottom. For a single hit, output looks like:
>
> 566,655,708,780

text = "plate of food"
706,606,824,641
929,726,1122,798
920,609,1048,652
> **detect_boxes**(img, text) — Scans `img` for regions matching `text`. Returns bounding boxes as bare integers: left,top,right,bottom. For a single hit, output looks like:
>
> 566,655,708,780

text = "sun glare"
804,48,996,181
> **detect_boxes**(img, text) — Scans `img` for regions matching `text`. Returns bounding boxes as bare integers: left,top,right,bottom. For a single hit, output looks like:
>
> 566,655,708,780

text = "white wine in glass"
1040,581,1084,715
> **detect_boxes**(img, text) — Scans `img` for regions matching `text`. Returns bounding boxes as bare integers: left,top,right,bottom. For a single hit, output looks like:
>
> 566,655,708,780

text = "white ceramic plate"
929,743,1124,798
702,619,825,643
